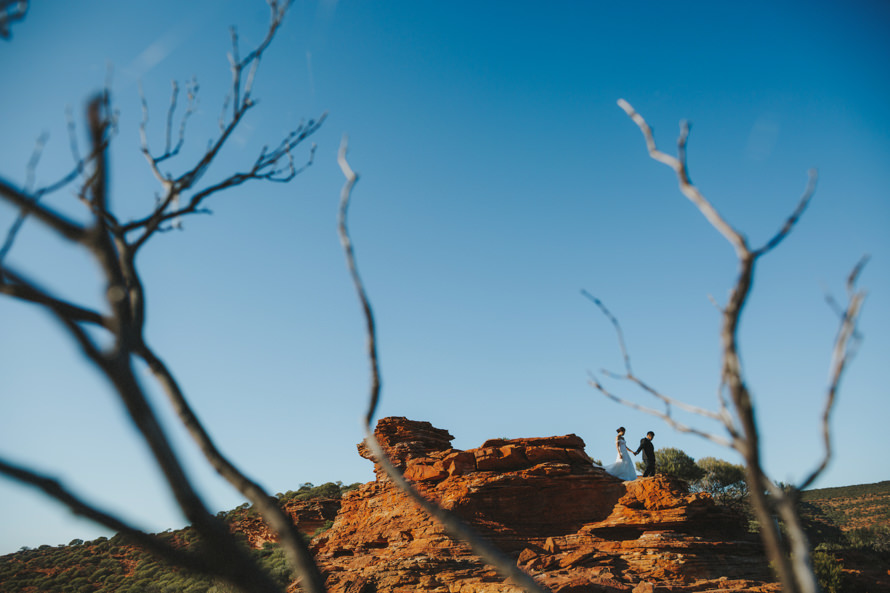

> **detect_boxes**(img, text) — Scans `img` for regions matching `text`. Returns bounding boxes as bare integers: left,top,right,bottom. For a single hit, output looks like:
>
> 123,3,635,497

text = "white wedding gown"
603,437,637,481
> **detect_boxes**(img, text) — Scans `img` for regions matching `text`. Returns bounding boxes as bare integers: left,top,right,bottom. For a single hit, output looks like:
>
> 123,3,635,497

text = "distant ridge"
803,480,890,499
801,480,890,532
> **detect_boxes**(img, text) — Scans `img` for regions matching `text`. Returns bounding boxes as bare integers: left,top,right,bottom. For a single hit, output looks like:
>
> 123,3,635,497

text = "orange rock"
403,461,448,482
443,450,477,476
230,498,341,548
314,417,780,593
475,444,529,471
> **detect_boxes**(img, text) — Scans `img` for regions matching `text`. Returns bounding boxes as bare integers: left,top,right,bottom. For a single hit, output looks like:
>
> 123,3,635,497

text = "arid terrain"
1,418,887,593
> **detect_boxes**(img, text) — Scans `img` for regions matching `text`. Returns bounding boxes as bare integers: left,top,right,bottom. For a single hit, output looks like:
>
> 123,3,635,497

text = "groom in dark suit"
634,431,656,477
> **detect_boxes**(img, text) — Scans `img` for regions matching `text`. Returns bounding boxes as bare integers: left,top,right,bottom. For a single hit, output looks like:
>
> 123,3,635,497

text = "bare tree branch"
581,290,732,429
1,243,282,593
0,3,327,590
337,137,551,593
0,0,27,39
0,456,220,576
594,99,869,593
0,179,87,243
0,133,45,263
798,254,868,491
229,0,291,117
617,99,747,257
89,92,287,593
0,266,107,327
23,132,49,192
581,290,633,374
0,102,121,267
587,373,734,448
129,114,324,252
136,342,327,593
127,1,323,252
755,169,817,256
336,137,380,426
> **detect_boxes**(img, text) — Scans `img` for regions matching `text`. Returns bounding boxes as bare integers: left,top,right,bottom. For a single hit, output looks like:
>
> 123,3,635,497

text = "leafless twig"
1,3,328,591
0,0,27,39
798,254,868,491
0,455,221,576
1,94,287,593
337,137,551,593
582,291,735,447
136,342,327,593
588,99,869,593
0,116,117,266
129,0,323,250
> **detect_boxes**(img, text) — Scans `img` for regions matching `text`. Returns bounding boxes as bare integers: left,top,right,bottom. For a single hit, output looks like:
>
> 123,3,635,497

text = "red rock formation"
312,417,780,593
230,498,341,548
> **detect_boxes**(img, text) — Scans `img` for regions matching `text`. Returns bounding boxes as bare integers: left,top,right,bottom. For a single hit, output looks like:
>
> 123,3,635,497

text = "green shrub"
812,550,845,593
846,525,890,553
278,481,361,504
313,520,335,537
640,447,704,483
686,457,753,523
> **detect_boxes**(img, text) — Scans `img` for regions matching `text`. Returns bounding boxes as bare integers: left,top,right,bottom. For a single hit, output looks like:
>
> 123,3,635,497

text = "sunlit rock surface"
304,417,779,593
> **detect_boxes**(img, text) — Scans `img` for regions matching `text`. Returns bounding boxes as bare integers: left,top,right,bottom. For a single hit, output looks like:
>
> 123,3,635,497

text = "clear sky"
1,0,887,555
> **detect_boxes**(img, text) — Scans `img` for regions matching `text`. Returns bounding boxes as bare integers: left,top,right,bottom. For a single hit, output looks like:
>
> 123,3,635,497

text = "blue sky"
1,0,887,555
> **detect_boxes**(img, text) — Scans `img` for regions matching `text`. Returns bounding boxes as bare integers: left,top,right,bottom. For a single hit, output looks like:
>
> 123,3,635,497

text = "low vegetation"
649,448,889,593
0,482,358,593
0,530,292,593
2,469,885,593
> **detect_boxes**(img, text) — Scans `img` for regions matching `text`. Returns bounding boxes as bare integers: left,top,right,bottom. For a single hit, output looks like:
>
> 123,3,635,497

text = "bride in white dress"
603,427,637,481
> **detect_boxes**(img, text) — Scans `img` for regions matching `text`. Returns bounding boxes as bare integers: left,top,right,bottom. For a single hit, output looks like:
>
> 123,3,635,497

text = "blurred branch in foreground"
0,0,27,39
0,2,325,591
585,99,867,593
337,137,552,593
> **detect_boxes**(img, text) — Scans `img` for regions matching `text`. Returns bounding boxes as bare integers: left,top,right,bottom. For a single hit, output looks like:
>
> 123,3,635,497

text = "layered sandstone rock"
311,417,779,593
230,498,341,548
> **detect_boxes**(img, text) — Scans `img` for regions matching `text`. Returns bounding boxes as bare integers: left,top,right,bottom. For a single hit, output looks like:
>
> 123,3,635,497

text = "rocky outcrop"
230,498,341,548
311,417,779,593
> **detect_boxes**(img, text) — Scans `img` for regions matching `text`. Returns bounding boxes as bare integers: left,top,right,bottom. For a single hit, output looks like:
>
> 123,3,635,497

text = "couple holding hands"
603,426,654,481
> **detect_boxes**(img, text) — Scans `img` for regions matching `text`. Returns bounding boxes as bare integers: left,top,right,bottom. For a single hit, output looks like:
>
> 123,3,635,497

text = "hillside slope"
6,419,886,593
801,480,890,533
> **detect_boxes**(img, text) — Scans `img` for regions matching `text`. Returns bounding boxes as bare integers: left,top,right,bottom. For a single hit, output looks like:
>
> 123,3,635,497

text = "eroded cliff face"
230,497,342,548
307,417,779,593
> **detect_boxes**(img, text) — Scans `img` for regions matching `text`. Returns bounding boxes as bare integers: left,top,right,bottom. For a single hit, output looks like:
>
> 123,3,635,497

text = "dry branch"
337,137,552,593
0,95,287,593
0,0,27,39
0,2,326,591
0,456,221,576
586,99,868,593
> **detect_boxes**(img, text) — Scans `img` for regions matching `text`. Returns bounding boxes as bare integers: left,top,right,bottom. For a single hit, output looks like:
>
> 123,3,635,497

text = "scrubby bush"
278,481,361,504
846,525,890,553
694,457,748,509
639,447,704,483
812,550,845,593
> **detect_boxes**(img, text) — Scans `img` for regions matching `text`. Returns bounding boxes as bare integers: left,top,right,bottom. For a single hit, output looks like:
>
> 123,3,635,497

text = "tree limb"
0,456,219,576
0,179,87,243
798,255,868,491
127,3,324,251
137,341,327,593
617,99,747,257
598,99,867,593
0,0,27,39
338,137,551,593
0,266,107,327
